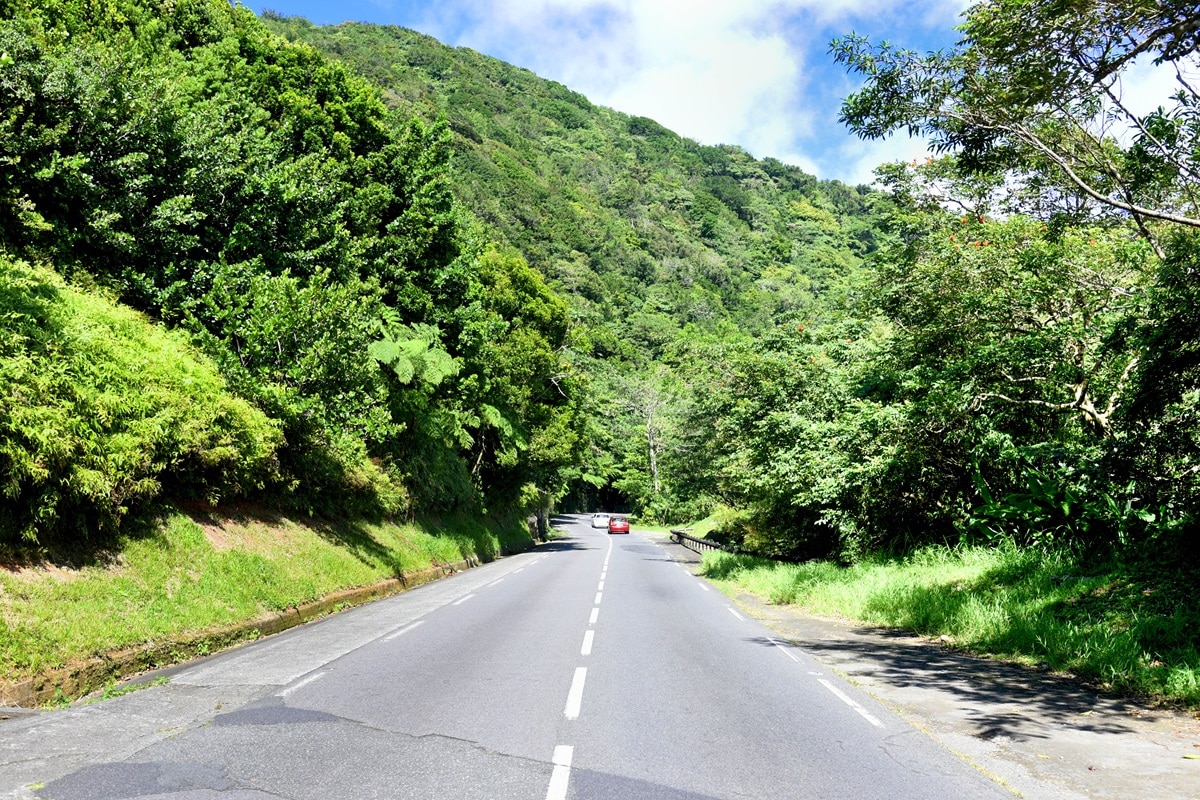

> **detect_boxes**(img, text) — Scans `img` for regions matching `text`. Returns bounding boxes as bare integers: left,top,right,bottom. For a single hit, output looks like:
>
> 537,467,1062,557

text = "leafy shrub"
0,257,281,542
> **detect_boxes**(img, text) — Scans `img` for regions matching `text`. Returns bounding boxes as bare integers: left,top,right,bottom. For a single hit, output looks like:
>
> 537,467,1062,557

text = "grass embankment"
0,508,531,685
701,545,1200,708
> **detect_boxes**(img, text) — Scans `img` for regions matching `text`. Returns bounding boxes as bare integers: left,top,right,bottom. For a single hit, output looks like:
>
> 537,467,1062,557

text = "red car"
607,515,630,534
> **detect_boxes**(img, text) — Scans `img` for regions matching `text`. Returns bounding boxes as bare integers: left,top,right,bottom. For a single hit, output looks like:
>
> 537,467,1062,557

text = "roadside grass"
0,508,530,682
686,506,748,541
700,545,1200,708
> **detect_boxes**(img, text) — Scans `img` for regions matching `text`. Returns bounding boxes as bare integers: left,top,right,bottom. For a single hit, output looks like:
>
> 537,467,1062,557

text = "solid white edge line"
768,637,800,662
277,670,327,697
818,678,885,728
727,607,744,621
564,667,587,719
452,593,476,606
546,745,574,800
589,607,599,625
382,620,425,642
581,630,595,656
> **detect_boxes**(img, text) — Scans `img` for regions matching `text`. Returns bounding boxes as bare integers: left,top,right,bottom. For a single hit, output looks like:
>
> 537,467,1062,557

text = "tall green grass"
701,546,1200,707
0,510,530,680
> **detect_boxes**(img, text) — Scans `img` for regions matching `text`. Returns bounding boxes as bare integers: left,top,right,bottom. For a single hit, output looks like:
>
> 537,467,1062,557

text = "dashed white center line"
487,579,504,587
697,583,710,592
277,671,326,698
594,592,603,605
727,607,744,621
589,607,599,625
546,745,574,800
564,667,587,719
381,621,425,642
452,593,476,606
581,630,594,656
819,679,884,728
514,568,525,574
597,580,605,590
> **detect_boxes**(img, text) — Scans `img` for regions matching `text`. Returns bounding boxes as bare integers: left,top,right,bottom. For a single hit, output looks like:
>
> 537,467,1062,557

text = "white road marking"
594,592,603,605
451,593,476,606
727,607,744,621
698,583,710,592
819,679,885,728
564,668,587,719
487,579,504,587
581,630,594,656
768,637,800,662
514,568,525,573
546,745,574,800
589,608,599,625
276,671,326,698
597,580,605,590
381,621,425,642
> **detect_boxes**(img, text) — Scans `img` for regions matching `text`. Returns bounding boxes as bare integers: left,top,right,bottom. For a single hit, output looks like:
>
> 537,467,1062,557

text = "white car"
590,513,611,528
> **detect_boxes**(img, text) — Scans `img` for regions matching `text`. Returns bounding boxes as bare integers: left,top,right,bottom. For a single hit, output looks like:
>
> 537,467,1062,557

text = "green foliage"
259,16,883,518
370,319,458,387
833,0,1200,240
0,256,280,543
821,0,1200,558
0,0,594,533
701,544,1200,707
1117,229,1200,547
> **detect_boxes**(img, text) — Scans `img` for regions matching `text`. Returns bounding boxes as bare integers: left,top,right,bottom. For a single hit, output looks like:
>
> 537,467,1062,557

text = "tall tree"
833,0,1200,253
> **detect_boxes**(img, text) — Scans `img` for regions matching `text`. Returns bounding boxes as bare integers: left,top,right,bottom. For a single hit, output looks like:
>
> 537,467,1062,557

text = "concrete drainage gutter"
0,556,481,709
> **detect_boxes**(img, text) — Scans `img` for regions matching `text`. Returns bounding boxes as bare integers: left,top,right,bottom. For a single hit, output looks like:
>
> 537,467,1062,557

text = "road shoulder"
648,531,1200,800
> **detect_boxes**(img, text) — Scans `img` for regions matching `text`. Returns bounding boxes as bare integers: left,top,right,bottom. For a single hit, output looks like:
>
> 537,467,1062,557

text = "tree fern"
370,316,459,387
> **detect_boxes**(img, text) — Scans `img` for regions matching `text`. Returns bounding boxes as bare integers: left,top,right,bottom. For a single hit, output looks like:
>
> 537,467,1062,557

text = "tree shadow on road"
740,607,1163,742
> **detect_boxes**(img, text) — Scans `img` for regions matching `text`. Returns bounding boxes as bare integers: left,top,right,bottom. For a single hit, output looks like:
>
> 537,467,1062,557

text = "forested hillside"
262,11,1200,573
0,0,582,543
260,16,884,522
4,0,1198,577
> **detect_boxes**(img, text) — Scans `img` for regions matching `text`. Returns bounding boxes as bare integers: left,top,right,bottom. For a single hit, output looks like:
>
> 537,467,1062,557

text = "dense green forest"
3,0,1198,579
258,14,884,524
0,0,582,542
263,6,1200,568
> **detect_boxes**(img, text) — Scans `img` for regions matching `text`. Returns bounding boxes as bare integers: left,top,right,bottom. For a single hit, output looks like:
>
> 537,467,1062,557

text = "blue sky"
249,0,970,184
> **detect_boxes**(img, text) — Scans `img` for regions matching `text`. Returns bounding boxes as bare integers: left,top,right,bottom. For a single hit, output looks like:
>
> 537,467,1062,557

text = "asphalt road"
1,516,1012,799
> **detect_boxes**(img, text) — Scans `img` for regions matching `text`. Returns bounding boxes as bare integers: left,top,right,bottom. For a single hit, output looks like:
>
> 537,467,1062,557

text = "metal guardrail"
669,528,737,555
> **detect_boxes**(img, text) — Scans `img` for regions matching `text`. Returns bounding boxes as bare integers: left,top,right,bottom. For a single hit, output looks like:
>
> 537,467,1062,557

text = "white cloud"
1116,54,1197,119
450,3,820,152
374,0,965,181
830,133,933,186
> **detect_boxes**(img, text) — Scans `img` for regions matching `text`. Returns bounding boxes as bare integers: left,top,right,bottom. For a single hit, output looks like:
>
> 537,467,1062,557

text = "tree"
833,0,1200,253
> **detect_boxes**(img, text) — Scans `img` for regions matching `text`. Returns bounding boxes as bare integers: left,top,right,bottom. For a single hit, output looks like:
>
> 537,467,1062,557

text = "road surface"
1,516,1010,799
